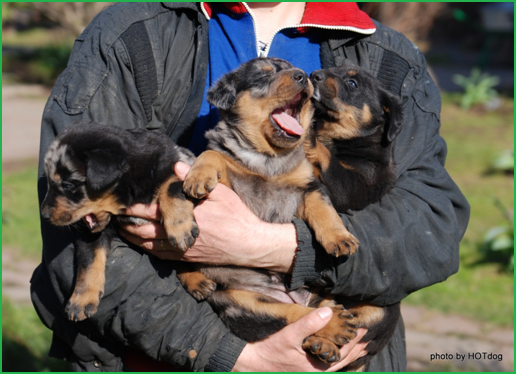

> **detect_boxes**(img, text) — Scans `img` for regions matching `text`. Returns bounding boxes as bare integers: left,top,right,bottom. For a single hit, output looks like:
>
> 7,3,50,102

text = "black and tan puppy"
308,65,403,211
306,65,405,371
41,123,197,321
177,57,360,364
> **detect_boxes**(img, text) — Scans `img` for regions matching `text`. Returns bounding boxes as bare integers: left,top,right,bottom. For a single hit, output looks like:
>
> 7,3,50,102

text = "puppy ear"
381,89,404,144
207,71,237,110
84,147,127,193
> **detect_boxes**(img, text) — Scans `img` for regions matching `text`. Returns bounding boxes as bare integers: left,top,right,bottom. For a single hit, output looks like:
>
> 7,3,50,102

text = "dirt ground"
2,84,514,372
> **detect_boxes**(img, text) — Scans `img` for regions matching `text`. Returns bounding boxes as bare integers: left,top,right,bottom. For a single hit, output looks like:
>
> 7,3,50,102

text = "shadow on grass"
2,334,71,372
469,247,514,274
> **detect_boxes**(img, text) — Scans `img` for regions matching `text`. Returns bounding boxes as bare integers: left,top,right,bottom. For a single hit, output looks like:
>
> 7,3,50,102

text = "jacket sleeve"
289,51,470,306
31,4,246,371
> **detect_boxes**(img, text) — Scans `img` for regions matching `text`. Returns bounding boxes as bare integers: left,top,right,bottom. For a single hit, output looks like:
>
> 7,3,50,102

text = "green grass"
404,93,514,326
2,298,72,372
2,165,42,257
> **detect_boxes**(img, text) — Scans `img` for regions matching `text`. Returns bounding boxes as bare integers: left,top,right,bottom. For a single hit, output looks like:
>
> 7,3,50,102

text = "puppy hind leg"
66,231,111,321
210,289,356,363
176,265,217,301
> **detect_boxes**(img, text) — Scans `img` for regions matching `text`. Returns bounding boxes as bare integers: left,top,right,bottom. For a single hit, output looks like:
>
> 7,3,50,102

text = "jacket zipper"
242,2,375,58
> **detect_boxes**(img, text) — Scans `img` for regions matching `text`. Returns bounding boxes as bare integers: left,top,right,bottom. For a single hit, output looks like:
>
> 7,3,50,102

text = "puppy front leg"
298,189,359,257
183,150,231,199
304,136,331,181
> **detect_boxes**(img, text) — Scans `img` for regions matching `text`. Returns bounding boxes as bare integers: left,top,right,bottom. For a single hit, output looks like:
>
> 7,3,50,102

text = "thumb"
174,161,191,181
289,307,333,343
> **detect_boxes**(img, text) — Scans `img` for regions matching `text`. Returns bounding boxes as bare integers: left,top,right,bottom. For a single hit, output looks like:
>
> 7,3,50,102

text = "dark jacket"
31,2,470,372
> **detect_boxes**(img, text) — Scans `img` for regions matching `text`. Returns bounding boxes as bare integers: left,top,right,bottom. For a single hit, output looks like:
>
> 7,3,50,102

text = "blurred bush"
31,2,112,35
361,2,446,52
2,3,111,85
480,198,514,273
3,2,112,35
3,44,72,85
488,149,514,175
452,68,500,110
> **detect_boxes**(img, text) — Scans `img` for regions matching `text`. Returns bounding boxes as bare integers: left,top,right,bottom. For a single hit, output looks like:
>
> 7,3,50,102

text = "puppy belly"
199,265,312,305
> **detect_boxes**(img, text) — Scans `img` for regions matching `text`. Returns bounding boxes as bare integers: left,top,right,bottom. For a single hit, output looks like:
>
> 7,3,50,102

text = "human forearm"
119,195,298,273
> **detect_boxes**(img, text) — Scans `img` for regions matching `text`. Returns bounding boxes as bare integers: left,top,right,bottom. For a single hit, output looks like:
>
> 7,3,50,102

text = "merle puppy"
41,123,197,321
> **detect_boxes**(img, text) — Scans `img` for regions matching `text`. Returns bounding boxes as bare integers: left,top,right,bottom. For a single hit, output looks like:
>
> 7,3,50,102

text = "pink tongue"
272,111,305,136
84,214,98,230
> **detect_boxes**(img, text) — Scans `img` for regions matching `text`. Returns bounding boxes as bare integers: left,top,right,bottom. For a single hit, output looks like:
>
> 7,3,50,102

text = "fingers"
285,308,334,345
118,230,183,260
174,161,190,181
118,216,166,239
121,203,162,221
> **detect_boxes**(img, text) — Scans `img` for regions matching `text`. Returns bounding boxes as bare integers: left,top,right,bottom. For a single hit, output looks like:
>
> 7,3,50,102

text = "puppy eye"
347,80,358,88
62,182,73,190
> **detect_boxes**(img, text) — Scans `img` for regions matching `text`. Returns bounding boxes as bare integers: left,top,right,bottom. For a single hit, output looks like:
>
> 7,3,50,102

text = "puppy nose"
310,71,325,82
292,70,307,84
41,205,53,220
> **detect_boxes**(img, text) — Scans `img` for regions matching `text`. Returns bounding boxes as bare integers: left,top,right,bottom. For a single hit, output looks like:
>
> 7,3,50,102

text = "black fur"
208,291,289,342
310,65,404,370
310,65,403,213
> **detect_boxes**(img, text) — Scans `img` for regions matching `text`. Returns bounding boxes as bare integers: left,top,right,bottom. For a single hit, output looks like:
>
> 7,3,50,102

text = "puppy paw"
160,194,198,252
189,278,217,301
320,229,359,257
303,305,359,362
303,336,341,363
164,215,199,252
183,166,220,199
177,271,217,301
66,290,103,322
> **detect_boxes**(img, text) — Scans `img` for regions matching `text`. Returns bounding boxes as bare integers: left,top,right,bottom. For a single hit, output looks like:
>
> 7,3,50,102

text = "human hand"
119,162,298,273
233,307,368,372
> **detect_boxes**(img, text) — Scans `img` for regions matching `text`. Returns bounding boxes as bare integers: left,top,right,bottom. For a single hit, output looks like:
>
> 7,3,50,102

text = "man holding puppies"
32,2,469,371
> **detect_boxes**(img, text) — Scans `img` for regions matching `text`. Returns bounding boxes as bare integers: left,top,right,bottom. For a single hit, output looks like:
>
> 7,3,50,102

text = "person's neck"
246,2,306,42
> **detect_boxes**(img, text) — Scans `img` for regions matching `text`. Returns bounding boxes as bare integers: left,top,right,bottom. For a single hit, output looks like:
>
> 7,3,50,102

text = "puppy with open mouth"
177,57,360,363
40,124,198,321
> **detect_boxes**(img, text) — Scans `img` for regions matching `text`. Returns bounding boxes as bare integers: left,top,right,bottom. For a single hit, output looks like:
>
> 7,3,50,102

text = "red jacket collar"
201,2,375,34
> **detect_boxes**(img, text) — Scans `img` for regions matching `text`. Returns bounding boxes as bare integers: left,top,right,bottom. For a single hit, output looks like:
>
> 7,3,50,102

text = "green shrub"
452,68,500,110
488,149,514,175
2,44,72,86
480,198,514,272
